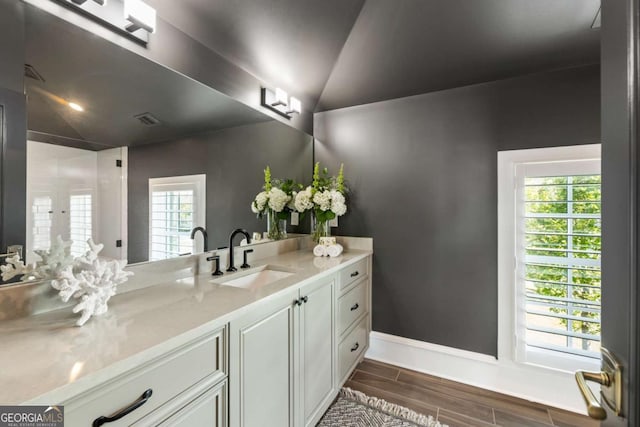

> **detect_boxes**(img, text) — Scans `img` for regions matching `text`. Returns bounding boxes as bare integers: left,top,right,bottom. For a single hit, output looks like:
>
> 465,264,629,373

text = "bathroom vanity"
0,237,372,427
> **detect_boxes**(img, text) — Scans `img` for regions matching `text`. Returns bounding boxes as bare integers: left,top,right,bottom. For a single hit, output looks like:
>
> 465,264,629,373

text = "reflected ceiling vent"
134,112,161,126
24,64,45,83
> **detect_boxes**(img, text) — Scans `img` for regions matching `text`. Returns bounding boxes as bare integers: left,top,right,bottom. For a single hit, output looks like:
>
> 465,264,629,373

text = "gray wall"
0,0,26,253
314,65,600,356
128,120,313,263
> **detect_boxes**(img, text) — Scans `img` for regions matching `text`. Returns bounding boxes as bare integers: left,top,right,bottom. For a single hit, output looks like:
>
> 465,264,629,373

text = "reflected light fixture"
68,102,84,112
260,87,302,119
287,97,302,115
274,88,288,107
124,0,157,33
59,0,154,45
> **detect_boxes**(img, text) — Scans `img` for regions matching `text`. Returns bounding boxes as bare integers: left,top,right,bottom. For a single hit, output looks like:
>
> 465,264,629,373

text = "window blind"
150,189,195,261
31,195,53,252
70,193,93,257
519,173,601,360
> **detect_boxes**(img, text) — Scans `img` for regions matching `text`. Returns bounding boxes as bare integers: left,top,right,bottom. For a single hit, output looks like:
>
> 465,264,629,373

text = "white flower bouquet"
251,166,302,240
294,162,348,242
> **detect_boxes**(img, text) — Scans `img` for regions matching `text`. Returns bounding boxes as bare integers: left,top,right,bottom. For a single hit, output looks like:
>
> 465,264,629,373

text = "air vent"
134,112,161,126
24,64,45,83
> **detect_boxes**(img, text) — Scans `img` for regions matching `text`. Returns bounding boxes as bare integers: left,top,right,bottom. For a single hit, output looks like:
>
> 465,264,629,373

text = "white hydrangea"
294,187,314,212
330,190,347,216
287,191,298,211
313,190,332,211
268,187,290,212
252,191,268,213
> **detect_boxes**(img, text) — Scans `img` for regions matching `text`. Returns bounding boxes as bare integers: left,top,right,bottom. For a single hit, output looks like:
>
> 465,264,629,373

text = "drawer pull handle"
92,388,153,427
350,271,359,278
350,303,359,311
350,342,360,352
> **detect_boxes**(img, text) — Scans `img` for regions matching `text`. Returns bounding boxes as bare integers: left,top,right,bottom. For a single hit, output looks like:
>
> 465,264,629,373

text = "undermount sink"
215,265,296,289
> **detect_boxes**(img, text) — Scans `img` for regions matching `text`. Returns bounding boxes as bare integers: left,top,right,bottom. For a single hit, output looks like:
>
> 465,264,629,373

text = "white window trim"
148,174,206,259
498,144,602,374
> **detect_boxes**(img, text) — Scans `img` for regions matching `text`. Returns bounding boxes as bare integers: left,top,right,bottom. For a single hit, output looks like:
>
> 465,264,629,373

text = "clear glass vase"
266,209,287,240
311,212,331,243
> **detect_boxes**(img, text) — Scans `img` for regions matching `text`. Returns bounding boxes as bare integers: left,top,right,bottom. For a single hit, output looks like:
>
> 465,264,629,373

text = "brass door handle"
574,348,623,420
575,370,610,420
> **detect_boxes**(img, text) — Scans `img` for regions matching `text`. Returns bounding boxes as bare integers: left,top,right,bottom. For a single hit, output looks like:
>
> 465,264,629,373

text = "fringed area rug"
317,388,445,427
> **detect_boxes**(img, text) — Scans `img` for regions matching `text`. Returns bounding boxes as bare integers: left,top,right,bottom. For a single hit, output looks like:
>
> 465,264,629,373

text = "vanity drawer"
65,328,226,427
338,278,368,336
338,317,368,382
339,258,368,291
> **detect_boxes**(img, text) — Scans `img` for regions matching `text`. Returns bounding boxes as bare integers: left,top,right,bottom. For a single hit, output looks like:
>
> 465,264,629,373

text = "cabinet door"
229,288,298,427
157,381,226,427
299,276,336,427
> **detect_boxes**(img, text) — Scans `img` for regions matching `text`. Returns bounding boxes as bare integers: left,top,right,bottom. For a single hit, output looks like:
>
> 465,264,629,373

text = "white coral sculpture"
0,236,74,282
51,239,133,326
0,236,132,326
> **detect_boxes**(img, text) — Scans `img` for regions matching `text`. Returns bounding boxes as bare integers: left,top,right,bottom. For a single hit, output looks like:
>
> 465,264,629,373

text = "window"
498,145,601,372
31,195,53,252
69,193,93,257
149,175,206,261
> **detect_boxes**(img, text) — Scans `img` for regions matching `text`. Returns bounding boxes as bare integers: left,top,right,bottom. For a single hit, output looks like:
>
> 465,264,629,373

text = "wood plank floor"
344,359,598,427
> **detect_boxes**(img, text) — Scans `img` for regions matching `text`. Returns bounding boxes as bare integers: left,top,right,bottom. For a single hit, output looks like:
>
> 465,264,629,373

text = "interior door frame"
601,0,639,425
0,88,27,254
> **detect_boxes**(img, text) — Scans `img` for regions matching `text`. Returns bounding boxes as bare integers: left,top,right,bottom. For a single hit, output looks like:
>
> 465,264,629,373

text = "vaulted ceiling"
148,0,600,113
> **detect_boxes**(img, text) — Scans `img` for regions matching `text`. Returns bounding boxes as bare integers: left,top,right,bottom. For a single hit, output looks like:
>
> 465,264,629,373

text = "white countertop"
0,248,371,405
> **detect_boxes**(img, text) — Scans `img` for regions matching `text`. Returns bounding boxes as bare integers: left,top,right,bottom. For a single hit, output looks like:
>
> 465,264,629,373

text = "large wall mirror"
8,3,312,282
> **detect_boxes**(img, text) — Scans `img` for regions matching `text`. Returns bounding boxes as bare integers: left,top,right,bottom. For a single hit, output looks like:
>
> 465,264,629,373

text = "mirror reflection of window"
149,175,206,261
31,195,53,253
69,193,93,257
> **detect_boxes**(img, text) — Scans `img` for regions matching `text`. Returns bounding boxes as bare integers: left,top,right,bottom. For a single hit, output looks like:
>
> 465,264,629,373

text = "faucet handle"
241,249,254,269
207,254,224,276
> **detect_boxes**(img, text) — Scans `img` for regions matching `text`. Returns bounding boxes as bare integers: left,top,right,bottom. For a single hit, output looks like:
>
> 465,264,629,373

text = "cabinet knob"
350,342,360,352
92,388,153,427
301,296,308,303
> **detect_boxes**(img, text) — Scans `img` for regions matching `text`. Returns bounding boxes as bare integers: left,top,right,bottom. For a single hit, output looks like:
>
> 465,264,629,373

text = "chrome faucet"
227,228,251,272
190,227,208,253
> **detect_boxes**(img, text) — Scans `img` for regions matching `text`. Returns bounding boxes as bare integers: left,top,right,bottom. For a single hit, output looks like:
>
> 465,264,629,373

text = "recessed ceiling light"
68,102,84,112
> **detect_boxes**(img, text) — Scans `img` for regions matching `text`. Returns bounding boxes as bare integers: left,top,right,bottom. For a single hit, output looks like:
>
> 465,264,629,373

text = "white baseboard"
365,331,589,414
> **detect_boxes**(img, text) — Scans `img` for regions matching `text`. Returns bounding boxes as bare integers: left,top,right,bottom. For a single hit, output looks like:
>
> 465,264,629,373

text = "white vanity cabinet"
336,257,371,385
22,251,372,427
63,327,227,427
229,274,337,427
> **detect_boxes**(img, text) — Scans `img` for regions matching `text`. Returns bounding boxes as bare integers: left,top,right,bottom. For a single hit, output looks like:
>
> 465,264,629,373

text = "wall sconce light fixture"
124,0,157,33
286,97,301,115
261,87,302,119
52,0,156,45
